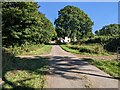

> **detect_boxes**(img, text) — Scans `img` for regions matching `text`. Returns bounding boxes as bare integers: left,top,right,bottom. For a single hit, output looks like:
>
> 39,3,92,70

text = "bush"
5,44,44,55
84,36,114,45
64,43,108,55
104,37,120,52
76,36,120,53
79,44,107,54
67,44,80,50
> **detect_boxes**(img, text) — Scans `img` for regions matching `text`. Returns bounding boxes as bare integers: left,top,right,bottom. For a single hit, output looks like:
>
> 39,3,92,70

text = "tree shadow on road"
2,49,49,89
48,56,117,80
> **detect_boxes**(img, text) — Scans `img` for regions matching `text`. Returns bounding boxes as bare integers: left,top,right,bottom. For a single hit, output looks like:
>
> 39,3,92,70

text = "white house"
58,37,71,43
64,37,71,43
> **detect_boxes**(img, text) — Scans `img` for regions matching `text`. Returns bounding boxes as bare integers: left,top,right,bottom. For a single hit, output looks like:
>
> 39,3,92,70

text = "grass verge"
5,44,52,55
60,44,110,56
2,49,49,89
61,44,80,54
87,58,120,79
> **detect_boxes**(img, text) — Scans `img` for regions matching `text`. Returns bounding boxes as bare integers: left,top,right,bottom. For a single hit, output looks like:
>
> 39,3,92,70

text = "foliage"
88,59,120,78
2,49,49,89
2,2,56,47
54,5,94,41
82,36,120,52
79,44,105,54
61,44,109,55
104,37,120,52
5,44,52,55
95,24,120,36
61,44,80,54
83,36,115,45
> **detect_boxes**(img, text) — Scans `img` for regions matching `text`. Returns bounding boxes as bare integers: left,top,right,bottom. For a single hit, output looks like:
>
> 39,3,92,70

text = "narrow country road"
46,45,119,88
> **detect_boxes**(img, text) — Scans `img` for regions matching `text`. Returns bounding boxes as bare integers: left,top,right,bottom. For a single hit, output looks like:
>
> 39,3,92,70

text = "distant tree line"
95,24,120,36
2,2,56,47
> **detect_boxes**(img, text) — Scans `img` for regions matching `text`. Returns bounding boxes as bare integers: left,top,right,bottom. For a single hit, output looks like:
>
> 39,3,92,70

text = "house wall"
57,37,71,43
64,37,71,43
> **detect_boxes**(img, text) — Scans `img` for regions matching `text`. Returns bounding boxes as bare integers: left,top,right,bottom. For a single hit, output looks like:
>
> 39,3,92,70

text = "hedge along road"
46,45,118,88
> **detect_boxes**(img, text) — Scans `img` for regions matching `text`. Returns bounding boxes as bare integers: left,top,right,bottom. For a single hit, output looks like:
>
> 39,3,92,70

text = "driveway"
46,45,119,88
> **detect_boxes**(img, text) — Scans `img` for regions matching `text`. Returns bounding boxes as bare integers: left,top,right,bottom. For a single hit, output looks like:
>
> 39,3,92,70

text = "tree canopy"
95,24,120,36
2,2,56,46
54,5,94,41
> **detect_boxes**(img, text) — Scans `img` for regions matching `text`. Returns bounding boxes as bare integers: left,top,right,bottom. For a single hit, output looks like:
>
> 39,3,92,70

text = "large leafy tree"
95,24,120,36
54,5,94,41
2,2,56,46
39,13,57,43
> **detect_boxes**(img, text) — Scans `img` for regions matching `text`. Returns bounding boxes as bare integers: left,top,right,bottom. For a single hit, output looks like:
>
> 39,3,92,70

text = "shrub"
76,36,120,53
104,37,120,52
79,44,106,54
6,44,44,55
84,36,114,45
67,44,80,50
66,43,108,55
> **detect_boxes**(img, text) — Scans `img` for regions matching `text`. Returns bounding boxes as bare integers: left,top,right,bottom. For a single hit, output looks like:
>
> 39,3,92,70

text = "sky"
38,2,118,33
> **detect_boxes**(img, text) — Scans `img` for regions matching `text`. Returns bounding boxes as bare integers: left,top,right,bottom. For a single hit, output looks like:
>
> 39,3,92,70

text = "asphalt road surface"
46,45,119,88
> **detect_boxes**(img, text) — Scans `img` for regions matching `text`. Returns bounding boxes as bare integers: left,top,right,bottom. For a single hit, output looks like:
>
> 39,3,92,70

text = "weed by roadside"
60,44,110,56
4,44,52,56
2,48,50,89
87,58,120,79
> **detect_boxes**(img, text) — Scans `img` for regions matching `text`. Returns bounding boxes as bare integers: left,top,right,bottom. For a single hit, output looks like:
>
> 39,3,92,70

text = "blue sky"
38,2,118,33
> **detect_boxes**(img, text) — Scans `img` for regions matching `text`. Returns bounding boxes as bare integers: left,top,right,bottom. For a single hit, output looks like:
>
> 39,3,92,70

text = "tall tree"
54,5,94,41
2,2,56,46
39,13,57,43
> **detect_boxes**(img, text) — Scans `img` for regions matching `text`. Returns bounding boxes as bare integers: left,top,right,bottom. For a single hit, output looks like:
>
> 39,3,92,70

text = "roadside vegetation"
61,43,109,56
61,35,120,56
4,44,52,56
87,58,120,79
57,16,120,78
2,2,54,89
2,49,49,89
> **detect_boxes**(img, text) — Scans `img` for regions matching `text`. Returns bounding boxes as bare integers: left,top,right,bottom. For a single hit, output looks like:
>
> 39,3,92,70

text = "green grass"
60,44,110,56
61,44,80,54
87,59,120,79
5,44,52,55
2,44,51,89
2,49,49,89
